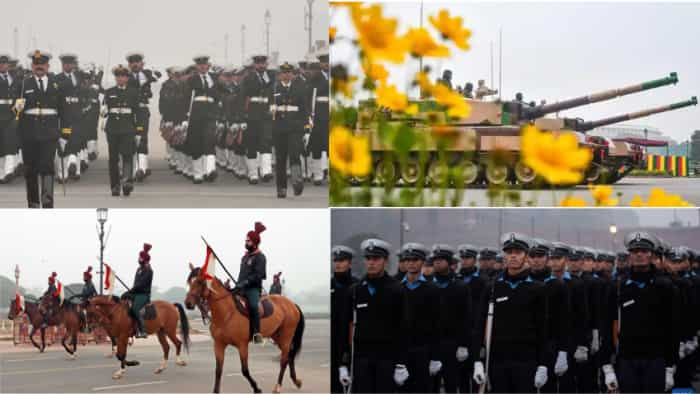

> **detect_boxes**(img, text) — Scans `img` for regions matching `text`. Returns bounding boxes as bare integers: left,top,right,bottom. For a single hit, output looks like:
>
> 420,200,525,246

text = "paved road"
0,318,329,393
353,177,700,206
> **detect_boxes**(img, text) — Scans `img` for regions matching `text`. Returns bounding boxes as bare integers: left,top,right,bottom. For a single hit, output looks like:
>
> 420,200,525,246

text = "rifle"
480,280,496,394
345,285,357,394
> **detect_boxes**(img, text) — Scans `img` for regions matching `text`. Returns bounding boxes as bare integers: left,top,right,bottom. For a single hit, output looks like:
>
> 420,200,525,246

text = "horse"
38,295,85,359
7,297,61,352
87,295,190,379
184,265,305,394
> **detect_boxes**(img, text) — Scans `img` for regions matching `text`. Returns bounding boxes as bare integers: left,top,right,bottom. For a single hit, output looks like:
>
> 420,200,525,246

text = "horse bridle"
90,298,121,328
191,277,235,325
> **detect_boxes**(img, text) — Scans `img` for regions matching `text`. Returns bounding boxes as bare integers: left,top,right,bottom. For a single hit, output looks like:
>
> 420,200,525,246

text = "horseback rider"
236,222,267,344
41,272,58,328
124,243,153,338
79,266,97,332
269,272,282,295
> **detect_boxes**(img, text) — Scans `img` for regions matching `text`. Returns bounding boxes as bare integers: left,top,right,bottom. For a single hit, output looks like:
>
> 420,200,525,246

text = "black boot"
40,175,54,208
122,157,134,196
277,188,287,198
26,176,40,208
136,315,147,338
291,164,304,196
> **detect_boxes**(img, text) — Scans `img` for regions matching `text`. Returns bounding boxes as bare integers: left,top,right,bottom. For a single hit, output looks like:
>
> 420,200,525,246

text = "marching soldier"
270,62,308,198
0,53,20,183
126,52,159,181
185,55,220,184
17,50,65,208
338,238,409,393
472,233,549,393
55,53,83,182
307,53,329,185
331,245,359,394
242,55,274,183
79,68,102,165
103,65,141,196
159,67,181,170
478,247,499,281
475,79,498,100
236,222,267,344
218,66,247,178
422,254,435,282
667,247,698,389
124,243,153,338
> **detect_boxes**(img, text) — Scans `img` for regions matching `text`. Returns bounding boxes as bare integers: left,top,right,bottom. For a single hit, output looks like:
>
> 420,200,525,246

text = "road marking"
92,380,167,391
5,356,56,363
0,361,157,376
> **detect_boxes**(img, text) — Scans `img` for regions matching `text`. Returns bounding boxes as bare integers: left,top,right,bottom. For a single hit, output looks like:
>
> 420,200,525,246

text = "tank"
355,73,695,186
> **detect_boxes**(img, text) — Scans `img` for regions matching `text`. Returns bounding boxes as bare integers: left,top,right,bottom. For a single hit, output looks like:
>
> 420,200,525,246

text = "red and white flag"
54,281,64,305
201,246,216,282
15,291,24,313
104,264,116,295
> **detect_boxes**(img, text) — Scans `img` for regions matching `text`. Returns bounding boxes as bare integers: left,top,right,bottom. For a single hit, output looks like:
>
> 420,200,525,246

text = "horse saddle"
234,295,274,319
139,303,157,321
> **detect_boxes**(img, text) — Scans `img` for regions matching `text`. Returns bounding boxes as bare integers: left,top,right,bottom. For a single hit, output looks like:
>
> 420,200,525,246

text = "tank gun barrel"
523,72,679,120
574,96,697,131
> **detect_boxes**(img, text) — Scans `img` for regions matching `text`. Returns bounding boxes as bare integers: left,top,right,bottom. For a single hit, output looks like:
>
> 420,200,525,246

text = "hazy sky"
5,0,328,69
0,209,329,294
331,2,700,142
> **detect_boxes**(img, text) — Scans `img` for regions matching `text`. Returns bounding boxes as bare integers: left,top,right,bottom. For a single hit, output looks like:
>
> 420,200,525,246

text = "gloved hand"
135,135,142,148
456,347,469,362
429,360,442,376
393,364,409,386
534,366,548,389
665,366,675,391
574,346,588,363
554,351,568,376
240,122,247,131
303,133,310,150
679,342,687,360
602,364,618,392
591,329,600,354
58,138,68,153
472,361,486,385
13,98,25,113
687,338,698,354
100,106,107,117
307,116,314,129
338,366,351,386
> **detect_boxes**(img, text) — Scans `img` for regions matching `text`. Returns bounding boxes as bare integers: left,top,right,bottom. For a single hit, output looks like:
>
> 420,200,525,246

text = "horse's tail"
288,304,305,362
174,303,190,353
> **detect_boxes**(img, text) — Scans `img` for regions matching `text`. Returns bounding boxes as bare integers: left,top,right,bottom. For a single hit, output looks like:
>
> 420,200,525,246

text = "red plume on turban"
246,222,266,246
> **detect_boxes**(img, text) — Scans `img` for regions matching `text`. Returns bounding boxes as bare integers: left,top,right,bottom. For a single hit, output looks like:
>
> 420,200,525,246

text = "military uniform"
0,54,20,183
186,56,220,183
79,69,102,165
218,67,247,177
331,246,359,394
42,272,59,327
307,54,329,185
128,243,153,338
238,222,268,342
159,68,190,177
241,55,274,183
126,52,158,181
55,54,84,181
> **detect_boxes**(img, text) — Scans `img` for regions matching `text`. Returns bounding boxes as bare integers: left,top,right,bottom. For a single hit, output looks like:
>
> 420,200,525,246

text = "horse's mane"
188,267,226,288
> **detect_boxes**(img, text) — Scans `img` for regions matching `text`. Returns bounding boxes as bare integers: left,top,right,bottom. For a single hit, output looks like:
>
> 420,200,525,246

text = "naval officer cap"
668,247,689,262
125,52,144,63
112,64,129,77
684,248,697,262
59,53,78,64
549,242,572,259
279,62,294,73
399,243,428,261
28,50,52,65
332,245,355,261
193,54,210,65
431,244,455,261
529,238,552,256
616,251,629,262
361,238,391,258
624,231,657,252
0,53,12,63
252,55,268,64
501,232,531,252
479,247,499,260
458,244,479,258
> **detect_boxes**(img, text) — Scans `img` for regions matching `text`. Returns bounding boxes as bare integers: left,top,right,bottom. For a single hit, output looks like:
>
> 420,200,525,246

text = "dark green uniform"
237,252,267,336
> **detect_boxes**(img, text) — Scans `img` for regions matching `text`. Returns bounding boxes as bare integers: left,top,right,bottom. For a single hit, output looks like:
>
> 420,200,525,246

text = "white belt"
109,108,132,114
139,103,149,108
65,97,79,104
194,96,215,103
316,96,329,102
0,99,13,105
271,105,299,112
25,108,58,116
250,97,268,103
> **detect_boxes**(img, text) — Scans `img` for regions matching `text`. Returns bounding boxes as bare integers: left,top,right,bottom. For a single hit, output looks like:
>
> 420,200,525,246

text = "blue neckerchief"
544,275,556,283
462,269,480,284
561,271,572,281
592,273,599,279
682,272,691,279
433,276,450,289
362,280,376,296
625,278,653,289
497,273,533,289
691,271,697,277
402,274,427,290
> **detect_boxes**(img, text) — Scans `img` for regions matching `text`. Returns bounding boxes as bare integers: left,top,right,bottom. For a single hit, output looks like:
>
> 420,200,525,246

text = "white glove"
534,366,548,389
554,351,568,376
665,367,674,391
679,342,687,360
456,346,469,362
303,133,310,150
181,120,189,130
58,138,68,152
429,360,442,376
574,346,588,363
240,122,247,131
591,329,600,354
473,361,486,385
100,106,107,117
393,364,409,386
338,366,351,387
135,135,142,147
13,98,25,113
602,364,618,392
216,122,225,132
687,338,698,354
308,116,314,129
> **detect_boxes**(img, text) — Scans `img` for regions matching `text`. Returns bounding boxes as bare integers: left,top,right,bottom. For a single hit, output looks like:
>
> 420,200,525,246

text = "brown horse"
87,295,190,379
39,296,85,359
184,266,305,394
7,297,63,352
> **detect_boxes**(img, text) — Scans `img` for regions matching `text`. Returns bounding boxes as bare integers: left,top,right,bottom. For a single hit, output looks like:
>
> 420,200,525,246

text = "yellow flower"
376,83,418,114
351,5,409,63
432,84,470,118
405,28,450,58
414,71,434,94
521,125,592,185
330,126,372,177
363,62,389,83
588,184,619,206
559,196,588,207
429,9,472,50
330,27,337,43
629,188,693,207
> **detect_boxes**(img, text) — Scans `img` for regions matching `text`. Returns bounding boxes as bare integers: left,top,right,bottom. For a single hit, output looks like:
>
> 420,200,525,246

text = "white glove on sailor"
574,346,588,363
679,342,688,360
338,366,351,386
687,337,698,354
303,133,310,150
135,135,142,148
13,98,25,113
472,361,486,385
307,116,314,129
602,364,618,392
240,122,247,131
100,105,107,118
59,138,68,153
393,364,409,386
554,351,568,376
591,329,600,354
456,347,469,362
181,120,189,130
534,366,548,389
429,360,442,376
665,366,675,392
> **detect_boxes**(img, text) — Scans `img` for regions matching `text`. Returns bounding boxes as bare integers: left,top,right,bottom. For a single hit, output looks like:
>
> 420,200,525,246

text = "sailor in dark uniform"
331,245,359,394
0,53,20,183
667,247,698,389
241,55,274,183
185,55,220,183
307,53,329,185
79,67,102,165
236,222,268,344
478,247,499,281
55,53,83,182
126,52,159,181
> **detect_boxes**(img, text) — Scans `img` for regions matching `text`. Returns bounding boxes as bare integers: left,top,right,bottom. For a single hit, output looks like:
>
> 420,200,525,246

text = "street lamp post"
241,25,246,65
609,224,617,251
96,208,108,295
264,10,271,58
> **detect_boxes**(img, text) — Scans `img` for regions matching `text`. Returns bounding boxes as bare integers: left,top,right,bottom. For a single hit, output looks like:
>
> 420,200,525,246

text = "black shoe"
80,161,88,171
136,317,147,338
88,152,97,161
293,182,304,196
70,174,80,181
249,178,259,185
135,170,145,182
122,182,133,196
208,171,218,182
40,175,54,208
193,178,203,184
262,173,273,182
68,163,77,177
169,163,176,170
145,169,152,177
277,188,287,198
111,186,121,196
313,179,323,186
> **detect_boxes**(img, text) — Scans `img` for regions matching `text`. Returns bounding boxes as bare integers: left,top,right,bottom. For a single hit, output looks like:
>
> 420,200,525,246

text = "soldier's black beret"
458,244,479,258
479,247,498,260
332,245,355,261
431,244,455,261
59,53,78,63
361,238,391,258
549,242,572,258
126,52,144,63
529,238,552,256
28,50,51,65
624,231,657,252
399,242,428,261
501,232,531,252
